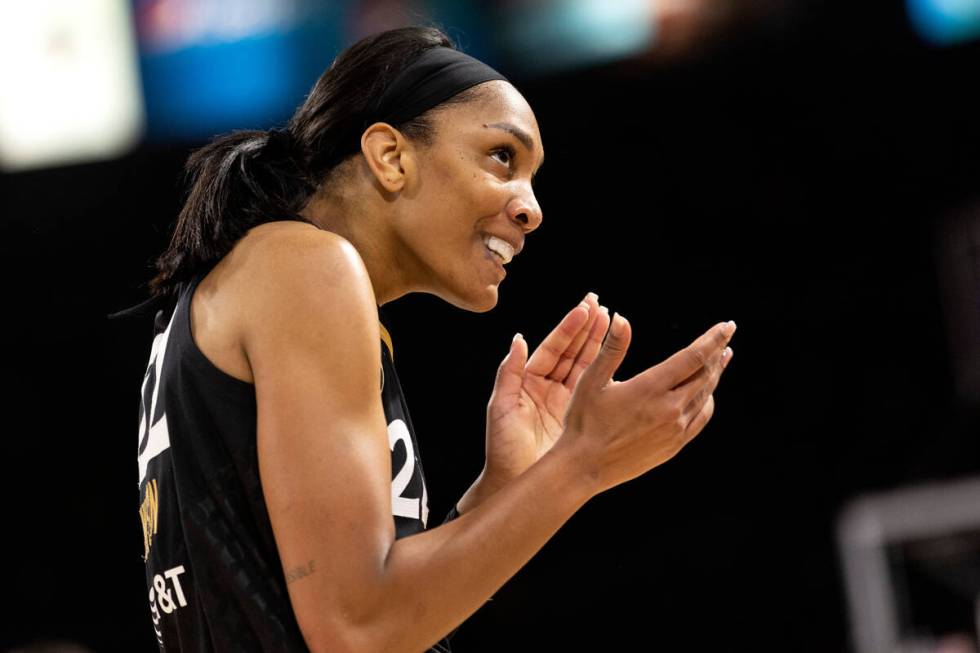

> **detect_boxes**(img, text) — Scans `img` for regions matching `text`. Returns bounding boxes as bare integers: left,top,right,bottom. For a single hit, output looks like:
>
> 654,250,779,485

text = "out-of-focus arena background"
1,1,978,651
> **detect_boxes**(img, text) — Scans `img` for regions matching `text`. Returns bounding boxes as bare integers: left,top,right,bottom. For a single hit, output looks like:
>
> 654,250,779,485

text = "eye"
490,145,516,169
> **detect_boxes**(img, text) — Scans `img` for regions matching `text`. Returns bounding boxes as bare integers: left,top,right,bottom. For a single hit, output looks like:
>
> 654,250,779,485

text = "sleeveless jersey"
136,273,450,651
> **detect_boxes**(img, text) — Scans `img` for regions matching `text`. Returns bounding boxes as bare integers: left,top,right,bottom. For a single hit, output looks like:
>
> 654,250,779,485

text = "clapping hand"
478,292,609,491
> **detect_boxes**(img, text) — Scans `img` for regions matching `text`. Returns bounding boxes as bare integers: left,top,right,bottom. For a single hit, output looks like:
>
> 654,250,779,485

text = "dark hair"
148,26,472,298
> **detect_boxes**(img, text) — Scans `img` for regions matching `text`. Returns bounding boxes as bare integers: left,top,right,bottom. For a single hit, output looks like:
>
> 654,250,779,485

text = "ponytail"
145,25,459,299
148,129,314,296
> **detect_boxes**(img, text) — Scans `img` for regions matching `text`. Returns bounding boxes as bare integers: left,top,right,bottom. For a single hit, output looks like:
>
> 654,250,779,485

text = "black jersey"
136,273,449,651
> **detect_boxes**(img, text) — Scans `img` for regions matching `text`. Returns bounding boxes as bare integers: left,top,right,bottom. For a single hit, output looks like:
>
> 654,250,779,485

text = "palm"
484,294,609,481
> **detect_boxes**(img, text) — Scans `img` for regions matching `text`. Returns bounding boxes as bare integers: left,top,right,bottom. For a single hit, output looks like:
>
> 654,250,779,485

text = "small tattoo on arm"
285,560,316,584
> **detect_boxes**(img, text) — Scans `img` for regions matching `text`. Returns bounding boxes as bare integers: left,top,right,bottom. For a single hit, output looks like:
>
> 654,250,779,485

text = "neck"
299,184,416,308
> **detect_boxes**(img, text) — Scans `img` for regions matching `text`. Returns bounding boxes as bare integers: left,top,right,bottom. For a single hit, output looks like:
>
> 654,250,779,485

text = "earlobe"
360,123,408,193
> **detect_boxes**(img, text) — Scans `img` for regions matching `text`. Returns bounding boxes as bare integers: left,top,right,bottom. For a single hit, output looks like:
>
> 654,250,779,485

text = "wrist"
549,429,604,500
456,467,511,515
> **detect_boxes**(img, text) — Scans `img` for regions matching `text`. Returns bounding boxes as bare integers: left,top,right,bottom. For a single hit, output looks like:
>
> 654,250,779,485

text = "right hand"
558,314,736,495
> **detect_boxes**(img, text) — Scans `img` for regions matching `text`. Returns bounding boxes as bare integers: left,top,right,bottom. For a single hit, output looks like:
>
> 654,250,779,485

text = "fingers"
684,393,715,439
564,305,609,389
678,345,732,423
576,312,631,393
640,320,736,392
490,333,529,403
549,293,601,382
525,295,593,378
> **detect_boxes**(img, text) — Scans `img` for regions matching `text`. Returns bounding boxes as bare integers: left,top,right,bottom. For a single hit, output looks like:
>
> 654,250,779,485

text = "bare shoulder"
233,221,381,387
237,219,352,256
235,220,377,331
194,220,378,384
235,221,369,287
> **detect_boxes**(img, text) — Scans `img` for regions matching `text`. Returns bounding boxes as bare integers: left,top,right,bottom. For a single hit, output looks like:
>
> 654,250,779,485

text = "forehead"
434,81,543,156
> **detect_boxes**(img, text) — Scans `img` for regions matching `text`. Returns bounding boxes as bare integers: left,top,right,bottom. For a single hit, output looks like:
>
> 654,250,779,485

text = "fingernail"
585,292,598,303
610,312,625,337
513,332,523,342
725,320,737,336
721,347,733,367
599,305,609,314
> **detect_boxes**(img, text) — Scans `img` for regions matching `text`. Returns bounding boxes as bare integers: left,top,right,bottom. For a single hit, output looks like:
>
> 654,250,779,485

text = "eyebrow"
483,122,545,174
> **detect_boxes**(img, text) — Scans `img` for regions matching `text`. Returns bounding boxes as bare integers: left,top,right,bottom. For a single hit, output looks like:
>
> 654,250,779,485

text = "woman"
134,26,736,652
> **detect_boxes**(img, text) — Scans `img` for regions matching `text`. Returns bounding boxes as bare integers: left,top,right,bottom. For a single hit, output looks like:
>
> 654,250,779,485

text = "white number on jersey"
137,310,176,486
388,418,428,525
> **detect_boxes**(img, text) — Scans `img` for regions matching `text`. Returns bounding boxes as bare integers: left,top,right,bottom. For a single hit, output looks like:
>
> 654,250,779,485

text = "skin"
302,80,544,311
188,79,736,652
196,80,605,508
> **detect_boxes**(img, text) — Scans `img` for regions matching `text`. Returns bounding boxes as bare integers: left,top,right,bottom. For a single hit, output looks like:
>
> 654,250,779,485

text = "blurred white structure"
838,476,980,653
0,0,144,171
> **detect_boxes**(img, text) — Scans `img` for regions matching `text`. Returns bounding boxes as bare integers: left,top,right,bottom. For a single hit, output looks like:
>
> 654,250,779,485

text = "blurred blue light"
500,0,655,74
907,0,980,45
135,0,343,140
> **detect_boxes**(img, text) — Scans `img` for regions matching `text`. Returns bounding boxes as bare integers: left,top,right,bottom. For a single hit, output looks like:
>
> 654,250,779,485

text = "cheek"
419,148,504,237
429,175,491,225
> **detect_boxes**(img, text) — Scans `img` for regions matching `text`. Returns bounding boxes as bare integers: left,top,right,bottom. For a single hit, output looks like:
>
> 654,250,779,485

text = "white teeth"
484,236,514,264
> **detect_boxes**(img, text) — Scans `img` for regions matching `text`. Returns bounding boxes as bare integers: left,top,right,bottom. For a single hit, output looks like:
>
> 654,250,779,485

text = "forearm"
364,445,594,653
455,466,508,515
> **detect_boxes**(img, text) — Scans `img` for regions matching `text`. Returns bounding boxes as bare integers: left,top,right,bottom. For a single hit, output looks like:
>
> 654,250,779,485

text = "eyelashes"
489,143,540,189
490,144,517,170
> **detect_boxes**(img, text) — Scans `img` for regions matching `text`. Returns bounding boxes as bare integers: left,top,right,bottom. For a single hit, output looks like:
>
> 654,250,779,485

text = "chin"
442,285,500,313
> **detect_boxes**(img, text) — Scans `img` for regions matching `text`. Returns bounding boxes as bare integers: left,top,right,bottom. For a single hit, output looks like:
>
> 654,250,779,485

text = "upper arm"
239,226,393,650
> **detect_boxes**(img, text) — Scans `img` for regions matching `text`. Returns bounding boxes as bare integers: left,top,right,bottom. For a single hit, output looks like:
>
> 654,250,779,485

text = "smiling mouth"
480,241,507,276
483,235,515,264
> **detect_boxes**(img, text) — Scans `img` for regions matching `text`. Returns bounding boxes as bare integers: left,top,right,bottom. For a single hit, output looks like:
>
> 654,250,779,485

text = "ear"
360,122,414,194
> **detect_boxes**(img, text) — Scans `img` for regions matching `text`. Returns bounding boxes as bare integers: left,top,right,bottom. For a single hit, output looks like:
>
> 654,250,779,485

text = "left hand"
481,292,610,488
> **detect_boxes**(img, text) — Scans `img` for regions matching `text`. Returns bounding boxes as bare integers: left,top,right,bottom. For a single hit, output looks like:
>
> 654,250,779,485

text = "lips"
482,233,522,264
484,236,513,264
479,239,506,277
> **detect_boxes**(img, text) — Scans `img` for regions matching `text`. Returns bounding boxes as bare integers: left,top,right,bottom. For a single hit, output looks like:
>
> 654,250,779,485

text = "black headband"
373,47,508,126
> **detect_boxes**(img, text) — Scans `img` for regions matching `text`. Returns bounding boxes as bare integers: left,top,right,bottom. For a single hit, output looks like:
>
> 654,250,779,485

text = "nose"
506,189,543,234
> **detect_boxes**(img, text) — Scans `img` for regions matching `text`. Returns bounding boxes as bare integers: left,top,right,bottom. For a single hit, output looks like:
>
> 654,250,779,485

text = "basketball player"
133,26,736,652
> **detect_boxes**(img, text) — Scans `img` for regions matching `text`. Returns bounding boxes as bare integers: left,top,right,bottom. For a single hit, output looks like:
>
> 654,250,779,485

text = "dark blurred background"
2,0,979,651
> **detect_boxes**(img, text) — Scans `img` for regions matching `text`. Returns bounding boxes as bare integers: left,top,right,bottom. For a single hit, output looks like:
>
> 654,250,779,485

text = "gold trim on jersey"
140,478,160,560
379,322,394,360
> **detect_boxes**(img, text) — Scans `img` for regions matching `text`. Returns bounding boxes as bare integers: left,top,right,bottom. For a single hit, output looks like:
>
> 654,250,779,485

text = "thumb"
578,312,631,391
491,333,528,400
